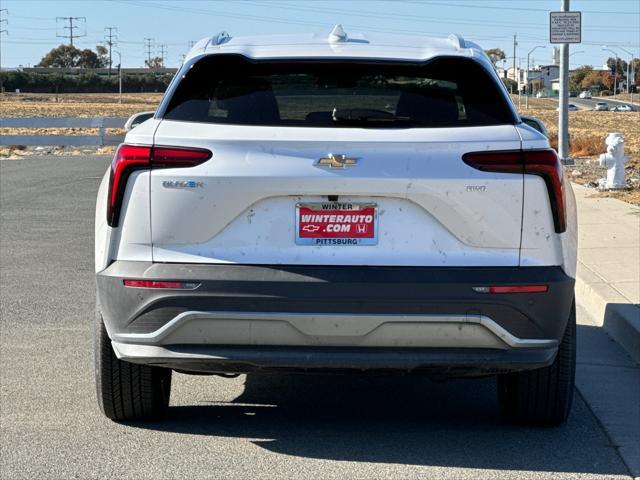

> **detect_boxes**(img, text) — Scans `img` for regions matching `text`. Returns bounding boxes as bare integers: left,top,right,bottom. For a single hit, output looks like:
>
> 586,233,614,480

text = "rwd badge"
550,11,581,44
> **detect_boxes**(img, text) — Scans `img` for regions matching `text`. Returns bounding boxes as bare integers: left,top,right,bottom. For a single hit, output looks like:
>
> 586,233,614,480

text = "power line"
104,26,117,78
119,0,640,40
402,0,639,15
236,0,639,33
56,16,86,46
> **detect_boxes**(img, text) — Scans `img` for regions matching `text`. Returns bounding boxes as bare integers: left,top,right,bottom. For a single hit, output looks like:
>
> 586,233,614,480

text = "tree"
501,77,518,93
485,48,506,65
601,71,621,91
606,57,628,77
145,56,164,69
580,71,606,91
96,45,109,67
77,48,103,68
37,44,108,68
570,65,592,92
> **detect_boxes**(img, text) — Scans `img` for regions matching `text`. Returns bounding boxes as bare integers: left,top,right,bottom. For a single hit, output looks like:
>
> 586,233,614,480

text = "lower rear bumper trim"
112,342,558,375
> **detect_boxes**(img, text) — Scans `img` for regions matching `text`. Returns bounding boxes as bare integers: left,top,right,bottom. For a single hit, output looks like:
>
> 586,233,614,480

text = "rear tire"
497,300,576,426
94,309,172,421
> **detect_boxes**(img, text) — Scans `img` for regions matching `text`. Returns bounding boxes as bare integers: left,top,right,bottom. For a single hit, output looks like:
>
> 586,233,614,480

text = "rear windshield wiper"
332,108,411,124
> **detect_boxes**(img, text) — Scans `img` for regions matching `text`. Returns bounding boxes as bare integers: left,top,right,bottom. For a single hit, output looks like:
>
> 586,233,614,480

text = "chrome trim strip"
112,311,558,349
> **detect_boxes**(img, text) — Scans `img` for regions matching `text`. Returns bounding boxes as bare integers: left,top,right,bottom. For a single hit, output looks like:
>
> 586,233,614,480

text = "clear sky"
1,0,638,69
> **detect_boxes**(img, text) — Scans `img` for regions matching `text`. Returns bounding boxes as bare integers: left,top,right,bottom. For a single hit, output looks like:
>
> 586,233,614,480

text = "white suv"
94,27,577,425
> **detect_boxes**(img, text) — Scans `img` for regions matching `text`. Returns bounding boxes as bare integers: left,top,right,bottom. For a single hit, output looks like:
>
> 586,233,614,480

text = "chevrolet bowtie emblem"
316,154,359,169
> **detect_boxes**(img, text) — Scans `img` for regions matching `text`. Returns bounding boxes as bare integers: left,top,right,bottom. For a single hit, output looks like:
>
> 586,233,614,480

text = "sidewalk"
573,184,640,362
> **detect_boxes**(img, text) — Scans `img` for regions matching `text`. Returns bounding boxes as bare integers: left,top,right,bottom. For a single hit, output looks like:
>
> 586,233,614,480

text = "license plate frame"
295,202,378,246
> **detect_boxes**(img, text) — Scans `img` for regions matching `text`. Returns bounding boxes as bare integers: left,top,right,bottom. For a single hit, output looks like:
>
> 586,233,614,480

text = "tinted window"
164,55,515,128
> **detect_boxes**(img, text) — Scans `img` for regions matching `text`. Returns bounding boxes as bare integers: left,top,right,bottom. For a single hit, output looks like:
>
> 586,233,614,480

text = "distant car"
569,91,577,97
520,115,548,137
594,102,609,111
555,104,578,112
579,91,592,99
612,104,633,112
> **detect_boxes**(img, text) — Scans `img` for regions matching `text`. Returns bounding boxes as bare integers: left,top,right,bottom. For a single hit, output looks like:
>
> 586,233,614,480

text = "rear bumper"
112,343,558,376
97,262,574,374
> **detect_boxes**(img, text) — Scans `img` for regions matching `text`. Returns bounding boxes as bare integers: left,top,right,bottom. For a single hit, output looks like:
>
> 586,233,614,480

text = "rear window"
163,55,515,128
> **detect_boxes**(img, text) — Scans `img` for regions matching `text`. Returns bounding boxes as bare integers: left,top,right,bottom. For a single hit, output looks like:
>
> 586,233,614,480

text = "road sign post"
550,5,581,165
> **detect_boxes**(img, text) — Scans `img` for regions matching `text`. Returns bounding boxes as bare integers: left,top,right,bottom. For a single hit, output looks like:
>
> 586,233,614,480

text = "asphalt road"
0,155,636,479
569,97,637,111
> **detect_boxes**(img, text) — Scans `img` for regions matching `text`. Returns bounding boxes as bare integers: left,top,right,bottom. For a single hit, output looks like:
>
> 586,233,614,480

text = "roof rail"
328,24,348,43
208,31,231,47
447,34,466,50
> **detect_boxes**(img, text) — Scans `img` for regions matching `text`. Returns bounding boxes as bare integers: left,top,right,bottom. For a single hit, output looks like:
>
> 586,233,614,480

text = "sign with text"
550,11,581,44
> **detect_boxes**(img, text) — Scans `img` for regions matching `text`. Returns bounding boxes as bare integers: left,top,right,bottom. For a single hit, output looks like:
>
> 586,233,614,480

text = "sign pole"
550,3,579,165
558,0,571,164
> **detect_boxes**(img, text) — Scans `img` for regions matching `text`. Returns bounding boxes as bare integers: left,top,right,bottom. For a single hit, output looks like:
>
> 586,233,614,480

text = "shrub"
549,133,603,156
0,70,173,93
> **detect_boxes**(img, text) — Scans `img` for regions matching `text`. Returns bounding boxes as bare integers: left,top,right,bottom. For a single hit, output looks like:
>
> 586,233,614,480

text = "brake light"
123,279,200,289
462,149,566,233
153,147,212,167
107,144,212,227
107,145,151,227
473,285,549,294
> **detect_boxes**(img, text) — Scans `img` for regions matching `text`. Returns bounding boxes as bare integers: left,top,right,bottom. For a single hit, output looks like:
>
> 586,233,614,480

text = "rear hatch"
150,55,523,266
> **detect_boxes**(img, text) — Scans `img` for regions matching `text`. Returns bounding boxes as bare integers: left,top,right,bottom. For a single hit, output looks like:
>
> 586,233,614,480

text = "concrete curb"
576,267,640,364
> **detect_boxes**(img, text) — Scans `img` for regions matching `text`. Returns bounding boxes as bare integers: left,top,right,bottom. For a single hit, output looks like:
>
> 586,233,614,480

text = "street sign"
550,11,581,44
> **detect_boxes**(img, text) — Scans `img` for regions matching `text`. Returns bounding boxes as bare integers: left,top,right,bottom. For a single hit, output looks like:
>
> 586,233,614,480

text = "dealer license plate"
295,202,378,246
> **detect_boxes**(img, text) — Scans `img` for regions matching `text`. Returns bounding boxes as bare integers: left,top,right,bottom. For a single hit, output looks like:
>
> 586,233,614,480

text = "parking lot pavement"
0,155,636,480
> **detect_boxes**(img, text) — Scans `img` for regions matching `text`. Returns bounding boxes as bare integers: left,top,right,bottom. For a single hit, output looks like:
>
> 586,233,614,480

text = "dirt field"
0,92,163,117
2,93,638,204
515,96,639,205
0,93,162,158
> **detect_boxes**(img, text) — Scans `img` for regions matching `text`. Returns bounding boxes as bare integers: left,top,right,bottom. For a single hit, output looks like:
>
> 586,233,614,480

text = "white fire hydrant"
598,133,627,189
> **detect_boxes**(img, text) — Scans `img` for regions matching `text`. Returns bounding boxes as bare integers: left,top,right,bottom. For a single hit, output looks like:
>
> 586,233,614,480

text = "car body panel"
149,122,524,266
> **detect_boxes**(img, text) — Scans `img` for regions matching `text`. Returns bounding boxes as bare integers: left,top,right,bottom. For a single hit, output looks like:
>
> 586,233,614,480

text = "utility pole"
158,44,167,68
104,27,117,78
113,50,122,104
526,45,546,110
512,34,517,85
611,46,634,96
558,0,570,164
143,37,153,67
56,16,86,46
615,47,637,104
603,47,619,99
0,9,7,96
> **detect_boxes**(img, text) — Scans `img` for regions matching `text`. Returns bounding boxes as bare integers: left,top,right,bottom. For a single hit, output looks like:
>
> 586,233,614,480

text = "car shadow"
127,325,629,476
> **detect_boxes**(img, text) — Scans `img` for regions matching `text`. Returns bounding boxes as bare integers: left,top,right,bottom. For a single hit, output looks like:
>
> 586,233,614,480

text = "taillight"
107,145,151,227
123,279,200,289
152,146,212,167
472,285,548,293
462,149,566,233
107,144,212,227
